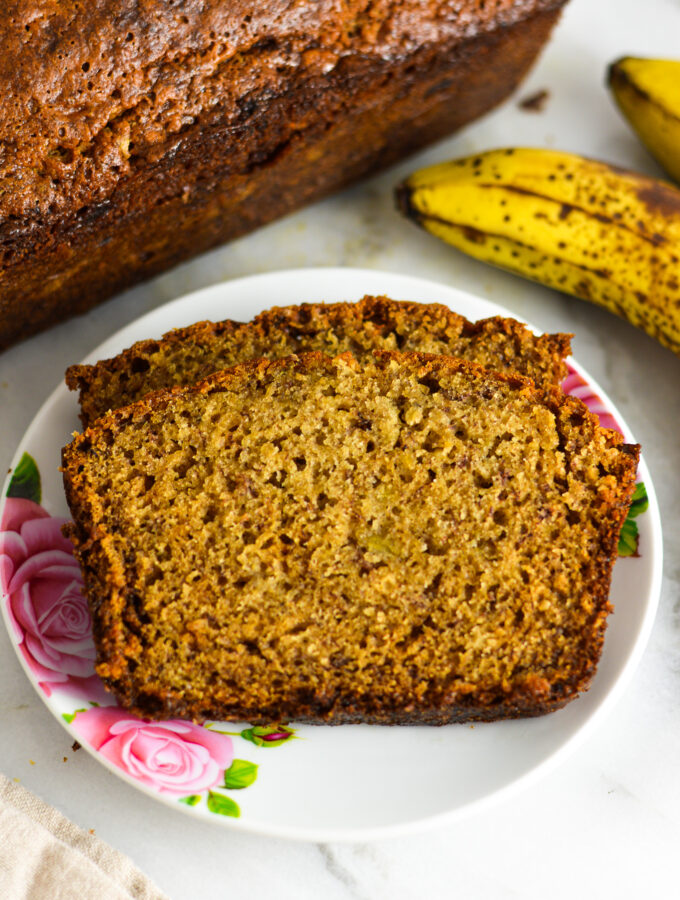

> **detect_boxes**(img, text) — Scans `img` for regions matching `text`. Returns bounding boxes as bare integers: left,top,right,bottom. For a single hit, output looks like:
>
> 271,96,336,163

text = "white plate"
0,268,662,842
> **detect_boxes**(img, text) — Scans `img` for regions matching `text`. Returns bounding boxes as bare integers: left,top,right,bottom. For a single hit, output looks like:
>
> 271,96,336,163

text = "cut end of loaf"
62,351,637,725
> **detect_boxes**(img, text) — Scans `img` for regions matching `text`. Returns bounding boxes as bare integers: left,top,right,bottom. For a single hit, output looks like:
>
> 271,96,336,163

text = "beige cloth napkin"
0,775,169,900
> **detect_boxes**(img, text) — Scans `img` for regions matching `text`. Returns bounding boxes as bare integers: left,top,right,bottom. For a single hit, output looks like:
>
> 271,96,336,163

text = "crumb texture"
62,352,638,725
67,296,572,425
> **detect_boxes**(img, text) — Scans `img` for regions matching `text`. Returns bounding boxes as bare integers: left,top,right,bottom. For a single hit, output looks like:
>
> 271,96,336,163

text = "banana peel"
609,57,680,184
396,148,680,355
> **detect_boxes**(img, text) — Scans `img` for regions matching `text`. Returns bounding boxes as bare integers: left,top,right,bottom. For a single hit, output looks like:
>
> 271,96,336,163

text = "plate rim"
0,266,663,842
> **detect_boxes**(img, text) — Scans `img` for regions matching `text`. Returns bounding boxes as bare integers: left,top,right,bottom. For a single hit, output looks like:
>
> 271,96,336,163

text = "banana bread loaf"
66,295,572,426
0,1,568,351
62,351,638,725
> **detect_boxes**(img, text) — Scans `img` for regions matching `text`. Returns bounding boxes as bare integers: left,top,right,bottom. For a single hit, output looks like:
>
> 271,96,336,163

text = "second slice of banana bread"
66,296,571,426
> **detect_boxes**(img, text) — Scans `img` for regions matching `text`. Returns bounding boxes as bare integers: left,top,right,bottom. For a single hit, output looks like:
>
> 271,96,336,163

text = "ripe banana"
609,57,680,184
396,148,680,355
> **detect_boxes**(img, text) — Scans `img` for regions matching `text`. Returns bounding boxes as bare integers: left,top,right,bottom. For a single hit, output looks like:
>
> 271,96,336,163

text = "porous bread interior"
67,297,571,426
66,353,633,722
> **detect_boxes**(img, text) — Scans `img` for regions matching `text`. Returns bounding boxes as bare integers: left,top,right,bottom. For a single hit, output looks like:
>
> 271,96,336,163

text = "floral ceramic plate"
0,268,662,841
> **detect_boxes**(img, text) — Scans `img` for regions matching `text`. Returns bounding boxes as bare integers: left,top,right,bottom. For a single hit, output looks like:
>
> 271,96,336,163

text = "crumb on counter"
518,89,550,112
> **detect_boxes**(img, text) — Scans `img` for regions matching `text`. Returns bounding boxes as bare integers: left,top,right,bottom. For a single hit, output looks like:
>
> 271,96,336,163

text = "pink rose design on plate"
0,497,105,699
73,706,235,795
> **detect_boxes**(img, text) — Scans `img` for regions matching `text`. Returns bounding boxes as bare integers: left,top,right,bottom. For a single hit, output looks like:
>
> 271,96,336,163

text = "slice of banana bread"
62,351,638,725
65,296,572,426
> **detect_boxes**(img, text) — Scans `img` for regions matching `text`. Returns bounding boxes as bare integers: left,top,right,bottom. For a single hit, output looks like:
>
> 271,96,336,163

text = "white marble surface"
1,0,679,896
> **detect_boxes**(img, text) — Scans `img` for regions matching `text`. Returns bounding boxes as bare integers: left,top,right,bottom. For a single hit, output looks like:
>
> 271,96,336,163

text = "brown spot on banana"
636,183,680,218
461,226,487,245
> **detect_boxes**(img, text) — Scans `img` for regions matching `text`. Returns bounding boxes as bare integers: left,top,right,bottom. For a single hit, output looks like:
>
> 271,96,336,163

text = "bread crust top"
0,0,564,229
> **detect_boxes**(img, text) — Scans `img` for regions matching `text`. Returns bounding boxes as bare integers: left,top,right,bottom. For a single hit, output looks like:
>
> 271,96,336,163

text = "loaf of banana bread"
0,1,568,350
62,351,638,725
66,295,572,425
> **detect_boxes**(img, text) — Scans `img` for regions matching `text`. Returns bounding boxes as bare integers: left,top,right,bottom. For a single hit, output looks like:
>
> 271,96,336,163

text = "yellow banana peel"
609,57,680,184
396,148,680,355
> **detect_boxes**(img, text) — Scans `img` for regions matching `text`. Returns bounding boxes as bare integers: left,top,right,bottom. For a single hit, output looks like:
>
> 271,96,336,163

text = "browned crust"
65,294,573,426
108,685,576,726
62,350,638,725
0,4,567,351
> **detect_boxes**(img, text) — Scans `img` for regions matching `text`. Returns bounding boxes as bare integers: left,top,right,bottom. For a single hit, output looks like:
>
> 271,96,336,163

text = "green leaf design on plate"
618,519,639,557
223,759,258,789
628,482,649,519
7,452,41,503
178,795,202,806
207,791,240,818
618,482,648,557
62,708,87,724
240,725,295,748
